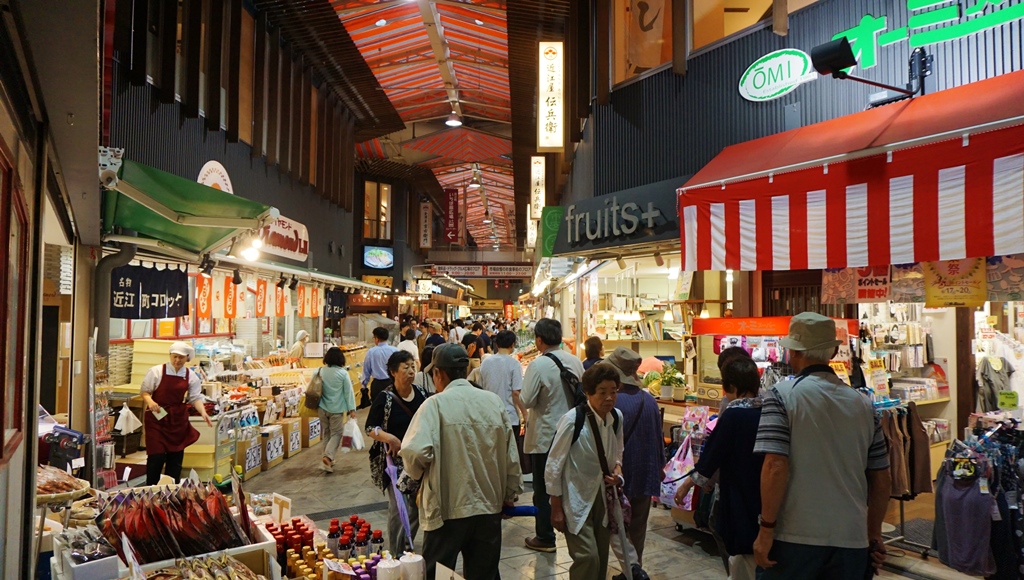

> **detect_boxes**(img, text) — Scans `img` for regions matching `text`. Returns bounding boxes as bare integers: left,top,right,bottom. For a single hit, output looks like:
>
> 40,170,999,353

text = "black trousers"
146,451,185,485
423,513,502,580
530,452,556,544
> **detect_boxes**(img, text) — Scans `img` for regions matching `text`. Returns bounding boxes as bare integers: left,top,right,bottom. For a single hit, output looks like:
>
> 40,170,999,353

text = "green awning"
100,150,279,257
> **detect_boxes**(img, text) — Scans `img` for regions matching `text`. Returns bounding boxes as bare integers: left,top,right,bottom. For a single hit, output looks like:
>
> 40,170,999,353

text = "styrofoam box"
118,510,275,576
60,552,118,580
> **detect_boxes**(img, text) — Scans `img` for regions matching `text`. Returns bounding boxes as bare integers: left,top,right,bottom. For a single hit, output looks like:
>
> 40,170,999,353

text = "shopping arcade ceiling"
334,0,518,248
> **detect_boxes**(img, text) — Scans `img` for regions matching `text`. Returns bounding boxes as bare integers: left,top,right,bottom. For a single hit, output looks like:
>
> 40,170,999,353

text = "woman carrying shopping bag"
317,347,357,473
365,350,428,556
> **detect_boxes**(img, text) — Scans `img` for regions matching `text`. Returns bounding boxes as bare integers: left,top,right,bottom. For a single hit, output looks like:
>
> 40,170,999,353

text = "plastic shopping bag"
660,434,696,510
341,418,364,453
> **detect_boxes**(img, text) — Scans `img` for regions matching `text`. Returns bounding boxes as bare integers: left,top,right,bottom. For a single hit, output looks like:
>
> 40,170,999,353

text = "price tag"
323,558,355,579
868,359,886,372
829,361,851,386
272,493,292,524
71,457,85,470
309,419,321,440
998,390,1019,410
266,435,284,462
289,431,301,452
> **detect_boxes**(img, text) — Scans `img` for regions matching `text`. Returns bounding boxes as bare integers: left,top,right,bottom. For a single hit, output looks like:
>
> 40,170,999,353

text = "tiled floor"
243,410,966,579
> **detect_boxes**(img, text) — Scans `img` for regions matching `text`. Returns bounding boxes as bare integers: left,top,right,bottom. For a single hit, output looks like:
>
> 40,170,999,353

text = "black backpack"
544,352,586,408
570,403,620,445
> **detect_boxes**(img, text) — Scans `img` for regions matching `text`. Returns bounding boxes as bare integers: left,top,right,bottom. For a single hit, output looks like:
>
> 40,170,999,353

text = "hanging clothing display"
877,403,932,499
977,356,1014,413
933,428,1024,579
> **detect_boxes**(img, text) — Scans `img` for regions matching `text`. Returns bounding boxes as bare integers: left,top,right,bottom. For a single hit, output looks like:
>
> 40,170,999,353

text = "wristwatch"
758,515,777,529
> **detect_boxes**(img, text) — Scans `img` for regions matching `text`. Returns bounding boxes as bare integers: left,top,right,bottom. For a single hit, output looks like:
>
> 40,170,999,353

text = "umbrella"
385,454,415,552
610,484,633,575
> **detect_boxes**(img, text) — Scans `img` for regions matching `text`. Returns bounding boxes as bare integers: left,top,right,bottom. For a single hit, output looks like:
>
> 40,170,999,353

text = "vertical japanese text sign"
537,42,564,152
420,202,433,249
444,188,459,244
531,156,546,217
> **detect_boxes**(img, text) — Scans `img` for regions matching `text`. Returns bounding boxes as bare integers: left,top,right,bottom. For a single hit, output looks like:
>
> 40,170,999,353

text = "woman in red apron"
140,342,211,485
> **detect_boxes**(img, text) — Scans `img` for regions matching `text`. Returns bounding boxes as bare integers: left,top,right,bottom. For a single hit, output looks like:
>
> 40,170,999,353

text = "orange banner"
196,275,212,319
255,279,267,317
691,316,857,339
297,285,307,318
224,277,237,319
275,285,286,317
311,286,320,318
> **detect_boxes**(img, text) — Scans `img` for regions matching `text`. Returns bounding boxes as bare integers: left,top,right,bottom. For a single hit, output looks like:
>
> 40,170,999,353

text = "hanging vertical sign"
541,206,565,258
458,187,467,246
856,266,891,302
444,188,459,243
526,205,538,248
196,274,213,319
212,274,226,318
537,42,564,152
275,285,286,317
311,286,320,318
531,156,546,217
923,258,988,308
255,279,267,317
420,202,433,249
297,285,307,317
223,277,238,319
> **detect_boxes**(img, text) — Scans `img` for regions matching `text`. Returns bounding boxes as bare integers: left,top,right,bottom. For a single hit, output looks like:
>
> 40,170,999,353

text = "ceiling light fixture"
468,173,482,190
375,18,387,27
482,210,492,224
653,252,664,267
617,256,626,270
445,111,462,127
232,269,243,285
199,257,215,278
277,275,287,288
288,276,298,290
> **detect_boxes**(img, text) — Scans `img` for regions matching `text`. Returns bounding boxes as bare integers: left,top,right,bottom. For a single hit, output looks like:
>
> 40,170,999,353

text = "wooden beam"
251,12,267,158
595,0,610,105
226,0,243,141
955,307,975,435
567,0,580,144
128,0,148,85
280,45,293,173
323,96,335,202
773,0,789,36
265,26,280,166
672,0,689,76
575,0,591,120
156,0,177,103
205,0,225,131
180,0,203,117
298,68,311,185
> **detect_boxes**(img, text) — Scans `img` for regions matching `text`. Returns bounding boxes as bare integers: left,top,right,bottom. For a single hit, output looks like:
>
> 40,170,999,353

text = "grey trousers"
385,485,419,556
565,495,610,580
318,409,346,461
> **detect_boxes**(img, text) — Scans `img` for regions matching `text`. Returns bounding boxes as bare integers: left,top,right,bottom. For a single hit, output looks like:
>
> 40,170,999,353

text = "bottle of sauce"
327,523,341,557
339,534,353,559
370,530,385,555
355,532,369,558
274,534,288,569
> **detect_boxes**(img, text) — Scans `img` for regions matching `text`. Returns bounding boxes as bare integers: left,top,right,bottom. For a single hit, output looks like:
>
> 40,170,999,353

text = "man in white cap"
752,312,890,579
139,341,212,485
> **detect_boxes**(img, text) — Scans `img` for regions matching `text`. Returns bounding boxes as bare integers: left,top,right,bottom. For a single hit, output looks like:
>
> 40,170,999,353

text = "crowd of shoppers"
334,312,887,579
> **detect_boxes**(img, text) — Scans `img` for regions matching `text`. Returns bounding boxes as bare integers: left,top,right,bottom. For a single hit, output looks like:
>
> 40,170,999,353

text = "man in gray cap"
401,343,523,579
606,348,660,580
753,312,890,579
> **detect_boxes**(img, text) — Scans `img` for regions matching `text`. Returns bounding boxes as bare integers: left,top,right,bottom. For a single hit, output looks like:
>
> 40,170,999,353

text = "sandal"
319,457,333,473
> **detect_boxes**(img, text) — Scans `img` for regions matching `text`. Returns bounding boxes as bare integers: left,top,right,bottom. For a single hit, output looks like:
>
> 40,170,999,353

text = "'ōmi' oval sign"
739,49,818,102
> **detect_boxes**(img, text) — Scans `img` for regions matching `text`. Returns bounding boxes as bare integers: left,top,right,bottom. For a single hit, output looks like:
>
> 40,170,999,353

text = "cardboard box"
235,436,262,481
278,418,303,458
261,425,284,470
301,416,322,448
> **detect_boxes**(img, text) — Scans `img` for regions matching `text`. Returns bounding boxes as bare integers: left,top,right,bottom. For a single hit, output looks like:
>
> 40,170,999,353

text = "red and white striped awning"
678,70,1024,272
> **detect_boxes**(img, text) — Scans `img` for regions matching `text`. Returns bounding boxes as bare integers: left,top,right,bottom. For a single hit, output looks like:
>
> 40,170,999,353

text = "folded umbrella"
610,484,633,575
385,454,415,552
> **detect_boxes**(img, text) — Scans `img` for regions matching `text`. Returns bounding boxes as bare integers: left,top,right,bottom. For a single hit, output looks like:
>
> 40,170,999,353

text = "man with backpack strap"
521,318,585,553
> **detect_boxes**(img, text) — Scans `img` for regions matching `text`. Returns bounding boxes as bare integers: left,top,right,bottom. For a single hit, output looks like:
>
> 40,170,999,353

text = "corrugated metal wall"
586,0,1024,196
108,62,357,277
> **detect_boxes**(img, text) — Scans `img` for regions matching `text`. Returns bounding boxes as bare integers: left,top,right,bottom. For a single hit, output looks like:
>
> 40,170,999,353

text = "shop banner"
541,206,565,258
255,279,267,317
627,0,667,69
674,271,694,301
987,255,1024,301
325,290,347,319
420,202,433,249
821,268,856,305
444,188,459,243
311,286,320,318
485,265,534,278
531,156,546,217
505,302,514,320
259,216,309,262
275,285,286,317
211,274,225,318
297,285,308,318
110,264,190,320
223,277,238,319
924,258,987,308
432,265,485,277
891,263,925,303
196,274,213,319
856,266,890,302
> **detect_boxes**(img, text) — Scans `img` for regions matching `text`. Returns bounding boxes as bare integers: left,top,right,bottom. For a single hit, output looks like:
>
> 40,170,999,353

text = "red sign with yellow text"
275,285,286,317
196,275,212,318
311,286,320,318
224,277,237,319
255,279,267,317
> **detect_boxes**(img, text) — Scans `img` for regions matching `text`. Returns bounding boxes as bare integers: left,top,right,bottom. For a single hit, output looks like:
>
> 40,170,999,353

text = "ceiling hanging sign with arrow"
444,188,459,244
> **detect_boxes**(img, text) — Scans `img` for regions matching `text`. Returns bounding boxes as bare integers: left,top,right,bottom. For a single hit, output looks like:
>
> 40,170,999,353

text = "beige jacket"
400,379,523,531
